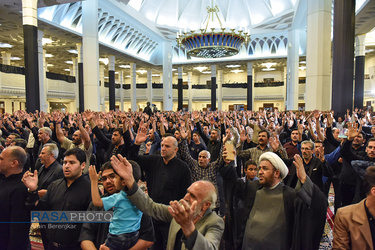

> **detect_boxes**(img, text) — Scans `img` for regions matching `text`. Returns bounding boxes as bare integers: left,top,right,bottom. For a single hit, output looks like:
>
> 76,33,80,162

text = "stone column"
72,57,79,112
82,0,100,111
305,0,332,111
99,64,105,111
130,62,137,111
286,29,300,110
120,71,124,111
163,42,173,111
1,52,11,65
178,67,183,110
38,30,47,112
77,43,84,112
108,55,116,110
22,0,40,112
188,71,193,112
211,65,217,111
247,62,253,110
331,0,355,116
147,69,153,104
217,69,223,110
354,34,366,109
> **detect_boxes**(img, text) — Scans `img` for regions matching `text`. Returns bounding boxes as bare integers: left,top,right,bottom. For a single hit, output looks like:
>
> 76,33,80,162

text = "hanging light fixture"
176,1,250,59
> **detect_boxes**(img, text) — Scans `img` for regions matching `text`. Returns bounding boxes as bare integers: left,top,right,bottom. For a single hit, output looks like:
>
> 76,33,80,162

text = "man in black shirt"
0,146,30,250
88,113,132,163
23,148,91,249
37,143,63,198
129,122,191,250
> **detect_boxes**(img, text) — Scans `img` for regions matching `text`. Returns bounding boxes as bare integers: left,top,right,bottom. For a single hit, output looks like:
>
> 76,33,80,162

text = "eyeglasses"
100,174,116,182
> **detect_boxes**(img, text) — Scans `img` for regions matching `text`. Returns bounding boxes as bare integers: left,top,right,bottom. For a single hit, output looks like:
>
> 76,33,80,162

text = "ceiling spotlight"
194,66,208,72
47,64,54,67
42,38,53,45
136,70,147,74
65,61,73,64
261,62,277,69
231,69,244,74
202,71,211,74
64,69,70,71
226,65,241,68
0,42,13,48
299,66,306,71
104,76,109,79
10,57,21,60
172,68,177,71
300,61,306,64
67,49,78,54
99,58,109,65
152,74,160,77
119,65,131,68
262,68,276,71
126,75,131,78
45,54,54,58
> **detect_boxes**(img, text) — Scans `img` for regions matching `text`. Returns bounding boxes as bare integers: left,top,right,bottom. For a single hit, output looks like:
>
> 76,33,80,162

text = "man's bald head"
183,180,218,219
161,136,178,161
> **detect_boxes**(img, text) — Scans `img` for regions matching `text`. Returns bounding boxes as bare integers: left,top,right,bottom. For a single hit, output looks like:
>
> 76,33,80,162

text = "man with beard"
110,154,224,250
341,123,375,204
220,151,327,249
87,112,132,163
283,129,300,158
237,130,287,165
56,115,93,173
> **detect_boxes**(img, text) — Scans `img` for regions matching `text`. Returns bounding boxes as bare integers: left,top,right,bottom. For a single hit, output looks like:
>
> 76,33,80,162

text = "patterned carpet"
319,185,335,249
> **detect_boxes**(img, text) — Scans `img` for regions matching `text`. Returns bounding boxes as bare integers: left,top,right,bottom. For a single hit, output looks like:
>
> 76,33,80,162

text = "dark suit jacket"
38,160,64,190
333,199,373,250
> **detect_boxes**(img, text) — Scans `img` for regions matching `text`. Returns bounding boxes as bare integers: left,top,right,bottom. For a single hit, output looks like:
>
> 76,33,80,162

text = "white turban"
259,152,288,180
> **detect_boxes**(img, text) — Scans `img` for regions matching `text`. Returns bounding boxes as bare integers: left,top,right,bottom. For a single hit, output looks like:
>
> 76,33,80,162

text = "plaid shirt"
237,142,287,165
179,139,223,208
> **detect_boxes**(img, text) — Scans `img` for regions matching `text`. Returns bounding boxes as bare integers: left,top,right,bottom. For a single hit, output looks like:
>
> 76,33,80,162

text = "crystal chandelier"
176,1,250,59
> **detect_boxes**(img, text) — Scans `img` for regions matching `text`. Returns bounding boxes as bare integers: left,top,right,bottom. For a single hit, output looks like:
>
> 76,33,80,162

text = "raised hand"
347,122,360,141
110,155,134,186
135,121,148,145
269,136,280,152
293,154,307,184
168,199,197,238
88,165,101,183
22,170,39,192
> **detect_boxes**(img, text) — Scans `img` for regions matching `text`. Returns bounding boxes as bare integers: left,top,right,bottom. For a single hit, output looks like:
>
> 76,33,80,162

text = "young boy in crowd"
89,158,142,250
242,160,259,182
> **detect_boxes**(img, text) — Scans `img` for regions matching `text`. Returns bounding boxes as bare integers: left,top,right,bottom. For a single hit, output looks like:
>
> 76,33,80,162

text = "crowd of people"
1,107,375,249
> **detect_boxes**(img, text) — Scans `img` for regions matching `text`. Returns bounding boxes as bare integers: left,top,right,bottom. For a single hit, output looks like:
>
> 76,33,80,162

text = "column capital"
355,34,366,57
108,55,115,71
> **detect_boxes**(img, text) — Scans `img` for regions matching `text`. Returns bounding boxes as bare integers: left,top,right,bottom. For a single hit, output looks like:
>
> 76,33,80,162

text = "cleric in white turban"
259,151,289,180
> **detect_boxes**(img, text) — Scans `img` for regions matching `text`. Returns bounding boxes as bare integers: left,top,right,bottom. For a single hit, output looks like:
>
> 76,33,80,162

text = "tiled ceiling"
0,0,374,77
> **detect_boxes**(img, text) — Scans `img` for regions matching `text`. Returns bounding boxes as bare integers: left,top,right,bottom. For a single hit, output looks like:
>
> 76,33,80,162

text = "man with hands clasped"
110,154,224,250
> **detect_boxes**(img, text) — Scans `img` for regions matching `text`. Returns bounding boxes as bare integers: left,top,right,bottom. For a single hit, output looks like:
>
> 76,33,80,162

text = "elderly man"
0,146,30,250
178,128,222,210
220,151,327,250
333,166,375,249
111,154,224,250
37,143,63,198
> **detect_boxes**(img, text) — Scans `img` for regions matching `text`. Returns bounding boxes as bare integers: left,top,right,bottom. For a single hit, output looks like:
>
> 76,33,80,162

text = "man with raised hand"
110,154,224,250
